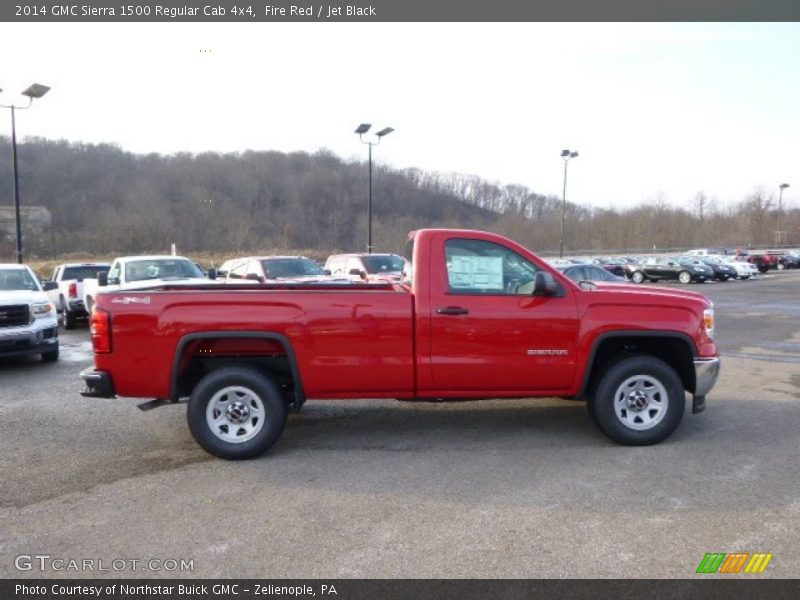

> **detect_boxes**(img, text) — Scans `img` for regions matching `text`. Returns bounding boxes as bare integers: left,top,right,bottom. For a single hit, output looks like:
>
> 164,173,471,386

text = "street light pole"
10,105,23,264
355,123,394,254
1,83,51,264
558,149,579,258
368,141,372,254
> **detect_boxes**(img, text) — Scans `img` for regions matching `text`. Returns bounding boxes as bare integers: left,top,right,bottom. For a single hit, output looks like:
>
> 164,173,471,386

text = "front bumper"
0,326,59,358
80,367,116,398
692,357,720,413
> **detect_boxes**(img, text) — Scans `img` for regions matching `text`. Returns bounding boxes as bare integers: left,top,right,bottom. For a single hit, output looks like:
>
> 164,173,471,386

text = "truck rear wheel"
187,367,287,460
60,298,77,330
588,355,685,445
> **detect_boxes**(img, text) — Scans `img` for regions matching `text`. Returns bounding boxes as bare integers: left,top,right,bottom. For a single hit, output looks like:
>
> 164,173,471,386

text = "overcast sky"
0,22,798,210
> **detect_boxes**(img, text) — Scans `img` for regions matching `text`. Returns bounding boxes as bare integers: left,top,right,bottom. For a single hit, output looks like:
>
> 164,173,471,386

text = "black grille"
0,304,30,328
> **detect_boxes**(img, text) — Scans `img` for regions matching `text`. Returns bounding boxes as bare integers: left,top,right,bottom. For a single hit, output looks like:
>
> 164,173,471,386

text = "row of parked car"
0,251,410,362
46,252,408,330
548,247,800,285
2,242,797,363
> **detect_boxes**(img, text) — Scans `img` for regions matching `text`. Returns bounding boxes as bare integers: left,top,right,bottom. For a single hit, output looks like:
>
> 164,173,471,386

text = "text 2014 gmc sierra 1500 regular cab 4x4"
81,229,720,460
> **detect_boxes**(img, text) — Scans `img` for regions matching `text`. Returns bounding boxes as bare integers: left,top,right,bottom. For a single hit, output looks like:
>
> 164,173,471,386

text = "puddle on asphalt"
59,341,94,362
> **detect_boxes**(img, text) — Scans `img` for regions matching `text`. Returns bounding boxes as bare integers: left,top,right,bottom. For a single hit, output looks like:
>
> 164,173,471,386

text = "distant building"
0,205,52,238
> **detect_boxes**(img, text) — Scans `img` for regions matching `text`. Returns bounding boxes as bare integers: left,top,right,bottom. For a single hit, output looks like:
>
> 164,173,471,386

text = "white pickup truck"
83,255,214,311
46,262,110,329
0,263,60,362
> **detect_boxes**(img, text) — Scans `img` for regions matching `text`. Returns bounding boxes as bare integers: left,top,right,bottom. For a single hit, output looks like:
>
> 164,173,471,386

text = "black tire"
62,299,77,329
187,367,287,460
631,271,646,284
588,355,685,446
41,346,60,362
678,270,692,284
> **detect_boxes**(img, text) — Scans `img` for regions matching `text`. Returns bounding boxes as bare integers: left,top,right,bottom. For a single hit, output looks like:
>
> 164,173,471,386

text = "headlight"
32,301,54,317
703,307,715,339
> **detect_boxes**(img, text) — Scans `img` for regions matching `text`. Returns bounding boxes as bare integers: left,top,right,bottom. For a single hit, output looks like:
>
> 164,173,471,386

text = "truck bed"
92,284,416,400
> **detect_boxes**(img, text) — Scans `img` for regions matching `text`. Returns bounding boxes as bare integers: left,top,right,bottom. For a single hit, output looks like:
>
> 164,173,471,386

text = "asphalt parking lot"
1,272,799,579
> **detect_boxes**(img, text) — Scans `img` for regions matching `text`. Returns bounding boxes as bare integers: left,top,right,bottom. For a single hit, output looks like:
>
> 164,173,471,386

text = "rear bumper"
694,357,720,398
66,300,86,314
80,367,116,398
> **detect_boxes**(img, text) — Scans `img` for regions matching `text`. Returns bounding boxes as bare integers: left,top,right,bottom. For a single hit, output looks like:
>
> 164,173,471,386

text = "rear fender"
170,331,305,408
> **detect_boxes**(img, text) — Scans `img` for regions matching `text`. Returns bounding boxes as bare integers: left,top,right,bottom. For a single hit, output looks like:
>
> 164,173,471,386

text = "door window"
108,263,121,284
445,239,540,295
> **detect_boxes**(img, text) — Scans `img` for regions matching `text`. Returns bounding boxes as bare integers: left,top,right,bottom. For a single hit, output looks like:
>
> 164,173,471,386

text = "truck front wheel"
187,367,287,460
588,355,685,445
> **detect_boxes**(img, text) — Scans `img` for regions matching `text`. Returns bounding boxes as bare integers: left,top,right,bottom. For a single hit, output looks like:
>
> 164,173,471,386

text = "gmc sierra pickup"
81,229,720,460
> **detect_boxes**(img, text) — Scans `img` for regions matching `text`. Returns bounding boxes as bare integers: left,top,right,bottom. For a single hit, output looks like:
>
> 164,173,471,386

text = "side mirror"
43,281,58,291
349,268,367,279
245,273,263,282
97,272,109,287
533,272,560,297
207,268,217,280
323,269,331,276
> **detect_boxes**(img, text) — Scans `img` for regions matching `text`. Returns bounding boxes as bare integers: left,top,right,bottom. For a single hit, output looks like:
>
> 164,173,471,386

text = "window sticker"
448,256,504,290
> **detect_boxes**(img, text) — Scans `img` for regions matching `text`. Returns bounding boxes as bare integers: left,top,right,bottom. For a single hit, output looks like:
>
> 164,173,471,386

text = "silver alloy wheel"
678,271,691,284
632,271,644,283
206,385,265,443
613,374,669,431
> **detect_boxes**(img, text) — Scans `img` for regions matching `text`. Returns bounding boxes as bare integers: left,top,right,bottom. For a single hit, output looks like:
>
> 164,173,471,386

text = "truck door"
427,236,579,392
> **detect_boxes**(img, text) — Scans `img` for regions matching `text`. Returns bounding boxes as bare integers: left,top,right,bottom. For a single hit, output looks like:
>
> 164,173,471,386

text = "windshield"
62,265,110,281
362,255,405,274
261,258,325,279
125,259,204,282
0,268,39,291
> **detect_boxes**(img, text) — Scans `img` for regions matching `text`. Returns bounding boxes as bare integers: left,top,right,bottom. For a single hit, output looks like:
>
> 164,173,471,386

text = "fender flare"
577,330,697,397
170,331,306,408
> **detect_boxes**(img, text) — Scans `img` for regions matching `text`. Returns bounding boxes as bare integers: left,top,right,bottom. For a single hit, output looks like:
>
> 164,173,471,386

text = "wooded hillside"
0,137,795,260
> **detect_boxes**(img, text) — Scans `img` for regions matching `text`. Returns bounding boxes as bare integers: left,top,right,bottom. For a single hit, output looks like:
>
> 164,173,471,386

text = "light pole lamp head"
22,83,51,99
376,127,394,138
570,151,579,158
561,149,571,157
355,123,372,135
779,183,790,190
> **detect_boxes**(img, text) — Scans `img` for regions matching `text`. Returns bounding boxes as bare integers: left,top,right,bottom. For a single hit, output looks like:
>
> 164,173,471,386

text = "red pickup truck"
81,229,720,460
